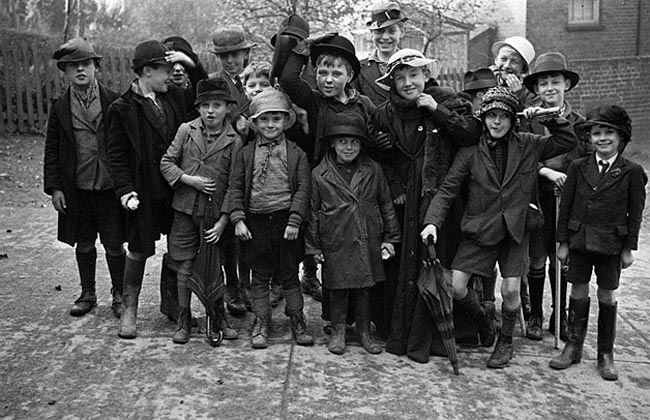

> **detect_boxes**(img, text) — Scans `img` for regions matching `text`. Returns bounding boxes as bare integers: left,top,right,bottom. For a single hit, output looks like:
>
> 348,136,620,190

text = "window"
568,0,600,28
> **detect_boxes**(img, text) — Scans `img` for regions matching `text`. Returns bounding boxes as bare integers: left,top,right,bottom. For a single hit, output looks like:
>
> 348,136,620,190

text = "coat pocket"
567,219,582,232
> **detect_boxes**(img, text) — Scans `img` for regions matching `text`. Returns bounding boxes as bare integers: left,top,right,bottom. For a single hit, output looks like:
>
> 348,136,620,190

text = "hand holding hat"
292,32,339,57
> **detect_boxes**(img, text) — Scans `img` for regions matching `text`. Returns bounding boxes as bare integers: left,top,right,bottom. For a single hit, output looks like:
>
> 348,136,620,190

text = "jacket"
557,154,646,254
351,55,388,106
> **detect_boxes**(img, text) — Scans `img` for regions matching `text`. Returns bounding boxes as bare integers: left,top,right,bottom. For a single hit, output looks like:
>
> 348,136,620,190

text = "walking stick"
554,188,562,349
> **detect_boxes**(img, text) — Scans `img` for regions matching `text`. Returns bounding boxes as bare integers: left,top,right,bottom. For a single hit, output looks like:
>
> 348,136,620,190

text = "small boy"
228,89,314,349
306,112,401,355
160,78,242,344
550,104,646,381
421,86,577,369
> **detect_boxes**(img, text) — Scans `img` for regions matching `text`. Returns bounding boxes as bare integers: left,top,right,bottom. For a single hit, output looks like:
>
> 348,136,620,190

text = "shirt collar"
132,79,157,103
595,153,618,170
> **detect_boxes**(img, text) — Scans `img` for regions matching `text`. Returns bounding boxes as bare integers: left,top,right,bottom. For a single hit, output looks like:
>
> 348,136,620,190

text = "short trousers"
168,210,210,262
567,249,620,290
452,234,530,278
75,189,125,248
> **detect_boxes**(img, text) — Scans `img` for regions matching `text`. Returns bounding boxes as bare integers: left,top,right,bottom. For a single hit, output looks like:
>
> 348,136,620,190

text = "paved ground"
1,135,650,419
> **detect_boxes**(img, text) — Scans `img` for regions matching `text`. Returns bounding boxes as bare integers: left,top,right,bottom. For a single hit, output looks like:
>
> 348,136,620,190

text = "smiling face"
494,46,525,78
392,65,428,101
198,99,231,131
484,109,513,139
244,75,272,100
535,73,570,108
316,56,353,100
333,136,362,164
170,62,189,87
64,59,97,89
589,124,622,160
218,50,248,76
253,111,289,142
372,24,404,58
141,63,173,93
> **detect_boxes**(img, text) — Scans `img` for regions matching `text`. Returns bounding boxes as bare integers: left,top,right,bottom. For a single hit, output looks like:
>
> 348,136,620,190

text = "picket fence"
0,39,464,134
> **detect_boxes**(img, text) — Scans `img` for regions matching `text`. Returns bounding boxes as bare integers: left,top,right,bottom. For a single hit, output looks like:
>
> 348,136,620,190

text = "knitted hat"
478,86,521,119
523,52,580,93
271,14,310,46
322,111,368,144
366,2,408,30
53,37,102,71
576,104,632,143
375,48,437,88
491,36,535,72
463,67,497,93
310,35,361,81
194,78,237,106
132,40,169,72
248,89,297,128
209,26,257,55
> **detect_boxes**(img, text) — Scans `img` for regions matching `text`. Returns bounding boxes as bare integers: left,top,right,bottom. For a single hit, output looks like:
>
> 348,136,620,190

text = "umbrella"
417,236,460,375
187,197,226,347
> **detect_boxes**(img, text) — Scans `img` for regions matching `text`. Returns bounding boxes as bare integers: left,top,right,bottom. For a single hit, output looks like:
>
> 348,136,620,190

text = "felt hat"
271,14,310,47
132,40,169,72
375,48,436,88
523,52,580,93
366,2,408,30
162,36,199,63
576,104,632,143
310,35,361,81
53,37,102,71
248,89,297,129
322,111,368,143
194,78,237,106
209,26,257,55
463,67,497,93
478,86,521,119
491,36,535,72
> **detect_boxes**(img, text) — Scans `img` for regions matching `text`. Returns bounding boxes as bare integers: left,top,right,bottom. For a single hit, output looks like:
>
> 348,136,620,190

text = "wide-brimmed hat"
248,89,297,129
132,40,169,72
375,48,436,88
322,111,368,144
53,37,102,71
271,14,310,47
463,67,497,93
478,86,521,119
366,2,408,30
576,104,632,143
310,35,361,81
194,78,237,106
209,26,257,55
523,52,580,93
491,36,535,72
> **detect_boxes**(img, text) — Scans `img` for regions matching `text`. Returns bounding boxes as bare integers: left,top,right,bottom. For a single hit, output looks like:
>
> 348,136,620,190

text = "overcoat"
43,83,121,246
557,154,647,255
351,56,388,106
306,153,401,289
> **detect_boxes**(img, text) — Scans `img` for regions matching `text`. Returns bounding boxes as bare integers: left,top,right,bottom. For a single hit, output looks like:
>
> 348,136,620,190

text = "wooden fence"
0,39,464,134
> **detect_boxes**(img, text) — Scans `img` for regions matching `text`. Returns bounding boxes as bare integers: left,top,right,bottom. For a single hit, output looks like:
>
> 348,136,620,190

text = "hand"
420,224,437,244
292,104,309,134
184,175,217,195
557,242,569,264
381,242,395,259
416,93,438,112
540,168,567,190
522,106,546,120
165,50,195,68
120,191,139,210
314,253,325,264
235,116,249,135
292,32,338,56
393,193,406,206
204,219,227,244
51,189,66,214
502,73,523,92
235,221,252,241
620,248,634,269
284,225,299,240
375,131,392,149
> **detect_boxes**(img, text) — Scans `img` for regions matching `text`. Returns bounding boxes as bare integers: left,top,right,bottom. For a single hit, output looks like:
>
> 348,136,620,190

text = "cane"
554,187,562,349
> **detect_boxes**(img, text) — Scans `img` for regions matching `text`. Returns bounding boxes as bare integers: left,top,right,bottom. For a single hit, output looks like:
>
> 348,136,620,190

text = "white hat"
375,49,438,88
491,36,535,72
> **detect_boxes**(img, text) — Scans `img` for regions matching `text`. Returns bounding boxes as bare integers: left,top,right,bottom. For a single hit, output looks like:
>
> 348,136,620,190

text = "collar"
199,118,226,138
595,153,618,171
132,79,158,103
257,134,286,147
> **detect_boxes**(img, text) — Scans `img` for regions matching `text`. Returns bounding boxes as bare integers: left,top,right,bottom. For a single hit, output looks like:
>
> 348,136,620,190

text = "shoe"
216,306,239,340
269,282,283,308
70,291,97,317
301,275,322,302
110,288,123,318
172,308,191,344
328,323,346,355
487,334,513,368
226,292,247,316
526,314,543,341
550,298,590,370
290,312,314,346
251,316,269,349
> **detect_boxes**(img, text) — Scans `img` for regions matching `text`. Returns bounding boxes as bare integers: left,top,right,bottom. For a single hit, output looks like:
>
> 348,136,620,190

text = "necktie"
234,75,244,94
599,160,610,179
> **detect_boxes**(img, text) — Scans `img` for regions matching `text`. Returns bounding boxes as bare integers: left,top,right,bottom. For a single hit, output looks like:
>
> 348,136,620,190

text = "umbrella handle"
426,235,437,261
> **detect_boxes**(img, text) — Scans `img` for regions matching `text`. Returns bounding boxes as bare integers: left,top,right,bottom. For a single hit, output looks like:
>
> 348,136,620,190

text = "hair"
241,61,271,84
315,54,353,75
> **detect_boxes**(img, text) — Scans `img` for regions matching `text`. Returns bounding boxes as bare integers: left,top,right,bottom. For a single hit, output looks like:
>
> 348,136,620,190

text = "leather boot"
597,301,618,381
456,288,495,347
487,305,518,368
251,316,269,349
526,267,545,341
301,256,322,301
214,298,239,340
328,290,347,355
172,307,191,344
550,297,590,369
118,256,146,339
356,288,382,354
70,249,97,316
106,253,125,318
284,287,313,345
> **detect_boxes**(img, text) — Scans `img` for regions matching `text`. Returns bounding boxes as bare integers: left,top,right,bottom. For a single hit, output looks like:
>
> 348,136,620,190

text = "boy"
44,37,124,318
521,52,589,341
228,89,314,349
463,67,497,114
160,78,242,344
420,86,577,368
550,104,646,381
307,112,400,355
490,36,536,104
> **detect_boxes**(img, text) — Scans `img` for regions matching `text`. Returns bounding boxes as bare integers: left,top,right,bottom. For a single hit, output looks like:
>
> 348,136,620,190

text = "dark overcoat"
351,57,388,106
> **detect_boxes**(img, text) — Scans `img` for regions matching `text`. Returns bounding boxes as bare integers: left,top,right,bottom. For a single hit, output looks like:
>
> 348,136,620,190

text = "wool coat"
351,56,389,106
557,154,646,255
306,153,401,289
44,83,121,246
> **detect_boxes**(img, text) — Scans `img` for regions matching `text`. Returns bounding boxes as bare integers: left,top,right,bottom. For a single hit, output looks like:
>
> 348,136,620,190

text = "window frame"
567,0,602,31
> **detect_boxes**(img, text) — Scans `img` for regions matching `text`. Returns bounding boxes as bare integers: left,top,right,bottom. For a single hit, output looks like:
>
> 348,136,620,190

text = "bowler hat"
163,36,199,63
310,35,361,81
322,111,368,144
53,37,102,71
209,26,257,55
366,2,408,30
194,78,236,106
463,67,497,93
271,14,310,47
523,52,580,93
375,48,437,88
248,89,297,129
479,86,521,119
132,40,169,72
491,36,535,72
576,104,632,143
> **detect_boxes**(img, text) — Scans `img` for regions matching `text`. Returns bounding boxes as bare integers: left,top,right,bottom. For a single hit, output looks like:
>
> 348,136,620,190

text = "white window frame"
568,0,600,27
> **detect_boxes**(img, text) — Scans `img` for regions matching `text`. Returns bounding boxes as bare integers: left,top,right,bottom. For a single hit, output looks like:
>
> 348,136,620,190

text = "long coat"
557,154,646,255
43,83,121,246
306,153,401,289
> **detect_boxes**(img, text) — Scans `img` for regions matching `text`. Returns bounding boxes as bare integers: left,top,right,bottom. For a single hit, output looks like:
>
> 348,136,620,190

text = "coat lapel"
478,139,500,185
187,120,207,156
502,135,524,186
580,155,601,190
57,89,74,144
596,155,628,192
204,125,236,159
349,158,370,194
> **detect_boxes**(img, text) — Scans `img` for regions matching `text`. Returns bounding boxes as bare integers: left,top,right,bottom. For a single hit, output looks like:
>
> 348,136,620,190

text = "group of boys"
44,2,645,381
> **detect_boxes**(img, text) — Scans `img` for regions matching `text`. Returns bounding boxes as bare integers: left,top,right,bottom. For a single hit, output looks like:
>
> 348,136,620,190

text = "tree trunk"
62,0,72,41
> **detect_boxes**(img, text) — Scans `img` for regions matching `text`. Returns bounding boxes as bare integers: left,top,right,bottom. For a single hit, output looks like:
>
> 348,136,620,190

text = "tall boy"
44,38,124,318
550,105,646,381
228,89,314,349
160,78,242,344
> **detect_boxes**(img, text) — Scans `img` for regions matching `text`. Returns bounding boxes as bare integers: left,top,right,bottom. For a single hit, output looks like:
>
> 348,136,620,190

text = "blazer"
557,154,647,254
351,56,389,106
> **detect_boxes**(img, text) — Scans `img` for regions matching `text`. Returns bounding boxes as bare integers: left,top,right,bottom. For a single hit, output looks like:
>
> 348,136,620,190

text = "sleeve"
304,170,322,255
376,164,401,243
624,164,648,250
220,137,243,215
106,102,136,198
288,148,311,227
429,100,482,147
228,146,248,224
537,117,578,162
278,47,318,116
556,161,579,243
160,124,189,188
43,103,62,195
